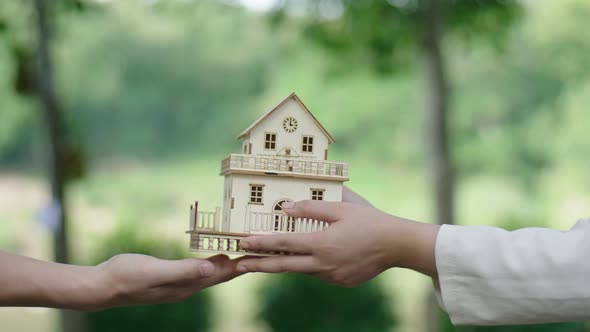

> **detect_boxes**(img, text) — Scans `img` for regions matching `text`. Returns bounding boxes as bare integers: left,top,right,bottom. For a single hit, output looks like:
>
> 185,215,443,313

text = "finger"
282,200,344,223
240,233,315,254
169,256,253,294
197,254,246,285
207,254,230,264
148,258,216,284
230,255,257,263
236,256,319,273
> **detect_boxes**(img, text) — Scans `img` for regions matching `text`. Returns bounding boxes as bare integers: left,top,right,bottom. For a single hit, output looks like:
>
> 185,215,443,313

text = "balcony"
220,153,349,181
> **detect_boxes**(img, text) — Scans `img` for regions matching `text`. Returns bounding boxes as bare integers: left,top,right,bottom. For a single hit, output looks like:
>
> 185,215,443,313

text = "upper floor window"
265,133,277,150
311,188,325,201
249,184,264,204
302,136,314,153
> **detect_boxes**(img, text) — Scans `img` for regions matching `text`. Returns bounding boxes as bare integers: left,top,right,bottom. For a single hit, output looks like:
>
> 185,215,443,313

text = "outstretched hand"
236,200,439,287
92,254,243,310
0,251,244,310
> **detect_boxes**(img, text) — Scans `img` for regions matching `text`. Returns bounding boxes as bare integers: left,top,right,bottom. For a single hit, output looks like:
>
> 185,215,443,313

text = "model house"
187,92,349,255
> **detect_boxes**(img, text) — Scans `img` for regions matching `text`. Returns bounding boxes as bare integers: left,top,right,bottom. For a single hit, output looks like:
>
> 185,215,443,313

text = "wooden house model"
187,92,349,255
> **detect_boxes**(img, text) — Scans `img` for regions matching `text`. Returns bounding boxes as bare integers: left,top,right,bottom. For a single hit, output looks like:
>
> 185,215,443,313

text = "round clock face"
282,117,298,133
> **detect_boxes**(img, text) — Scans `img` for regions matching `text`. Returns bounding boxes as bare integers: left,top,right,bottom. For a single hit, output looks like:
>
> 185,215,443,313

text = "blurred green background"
1,0,590,331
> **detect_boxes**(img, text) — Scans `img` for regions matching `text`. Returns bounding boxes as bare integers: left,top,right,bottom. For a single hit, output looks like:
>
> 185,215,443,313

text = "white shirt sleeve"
435,219,590,326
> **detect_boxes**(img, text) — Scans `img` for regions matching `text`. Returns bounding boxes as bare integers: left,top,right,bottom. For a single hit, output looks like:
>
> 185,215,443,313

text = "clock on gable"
282,117,298,133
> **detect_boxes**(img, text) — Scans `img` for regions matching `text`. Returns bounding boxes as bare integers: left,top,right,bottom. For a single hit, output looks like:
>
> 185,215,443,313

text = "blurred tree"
31,0,88,331
269,1,519,332
87,223,211,332
0,2,37,164
32,0,79,331
33,0,69,264
271,0,520,225
57,1,270,160
258,274,395,332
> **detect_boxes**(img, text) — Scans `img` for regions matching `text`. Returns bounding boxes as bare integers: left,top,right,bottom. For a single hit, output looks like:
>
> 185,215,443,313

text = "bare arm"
0,251,242,310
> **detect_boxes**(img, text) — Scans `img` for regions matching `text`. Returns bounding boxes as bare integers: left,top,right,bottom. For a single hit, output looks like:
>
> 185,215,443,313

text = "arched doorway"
273,199,295,232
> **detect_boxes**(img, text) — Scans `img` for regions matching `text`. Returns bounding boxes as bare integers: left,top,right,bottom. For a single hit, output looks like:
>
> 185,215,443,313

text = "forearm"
398,219,440,278
343,188,440,279
0,251,105,310
379,217,440,279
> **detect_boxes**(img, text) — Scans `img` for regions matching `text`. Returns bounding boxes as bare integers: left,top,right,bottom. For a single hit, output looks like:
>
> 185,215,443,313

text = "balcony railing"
221,154,348,179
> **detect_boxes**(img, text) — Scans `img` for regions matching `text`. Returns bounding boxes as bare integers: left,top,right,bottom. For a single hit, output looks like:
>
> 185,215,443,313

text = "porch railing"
221,154,348,179
189,203,328,234
189,203,221,232
247,211,328,234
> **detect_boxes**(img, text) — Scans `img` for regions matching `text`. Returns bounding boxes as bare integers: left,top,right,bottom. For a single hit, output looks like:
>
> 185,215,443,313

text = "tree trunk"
421,0,454,227
33,0,86,331
419,1,454,332
34,0,69,265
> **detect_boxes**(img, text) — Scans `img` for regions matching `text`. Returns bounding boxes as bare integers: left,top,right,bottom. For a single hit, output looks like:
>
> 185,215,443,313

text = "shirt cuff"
434,224,475,325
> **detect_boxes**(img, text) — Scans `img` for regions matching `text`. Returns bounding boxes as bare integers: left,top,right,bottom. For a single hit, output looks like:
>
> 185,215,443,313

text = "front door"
273,200,295,232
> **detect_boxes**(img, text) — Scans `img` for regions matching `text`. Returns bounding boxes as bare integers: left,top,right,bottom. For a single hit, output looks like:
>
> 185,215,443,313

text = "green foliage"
56,2,270,159
86,223,212,332
258,274,395,332
440,310,587,332
0,1,272,163
0,0,589,202
448,0,522,48
0,2,36,164
270,0,520,73
1,0,588,187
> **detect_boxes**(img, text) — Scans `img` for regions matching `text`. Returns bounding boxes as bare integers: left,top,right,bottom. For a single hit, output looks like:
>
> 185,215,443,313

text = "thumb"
282,200,343,224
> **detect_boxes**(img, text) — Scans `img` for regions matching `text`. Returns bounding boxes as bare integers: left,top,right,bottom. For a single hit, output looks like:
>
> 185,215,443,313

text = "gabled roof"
238,92,336,144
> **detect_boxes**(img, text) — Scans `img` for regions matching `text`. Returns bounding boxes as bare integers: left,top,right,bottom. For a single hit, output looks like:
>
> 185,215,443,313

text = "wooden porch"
188,203,328,235
187,202,328,256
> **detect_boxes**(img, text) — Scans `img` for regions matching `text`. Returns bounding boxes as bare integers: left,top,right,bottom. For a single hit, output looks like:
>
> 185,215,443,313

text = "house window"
265,133,277,150
249,184,264,204
302,136,314,153
311,189,325,201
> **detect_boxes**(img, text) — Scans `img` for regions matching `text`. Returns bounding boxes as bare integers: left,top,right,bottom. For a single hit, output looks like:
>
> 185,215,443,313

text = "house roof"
238,92,336,144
